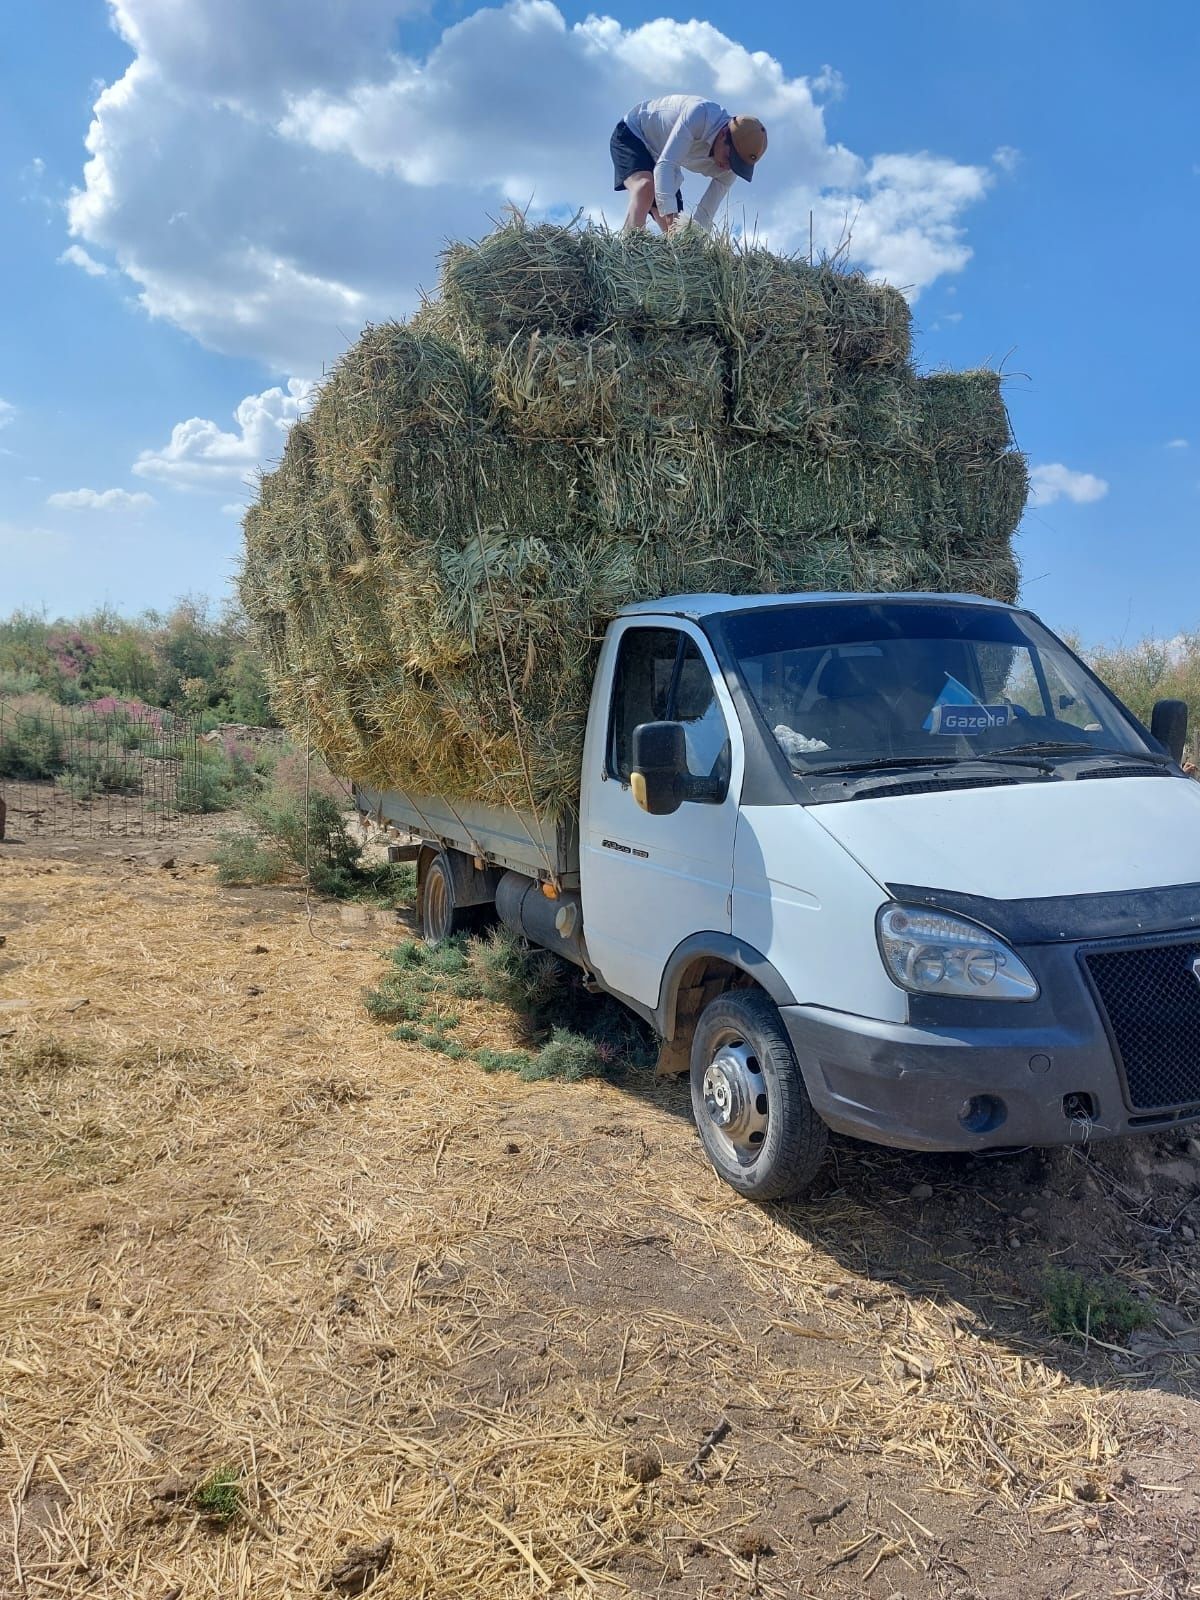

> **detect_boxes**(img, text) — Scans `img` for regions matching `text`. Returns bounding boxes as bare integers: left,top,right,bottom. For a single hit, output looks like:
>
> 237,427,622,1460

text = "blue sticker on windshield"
923,673,981,730
930,703,1013,735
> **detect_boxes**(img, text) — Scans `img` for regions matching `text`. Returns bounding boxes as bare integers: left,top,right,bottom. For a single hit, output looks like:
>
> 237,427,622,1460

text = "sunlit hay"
817,265,913,366
920,369,1015,458
492,331,725,439
585,224,730,328
0,860,1152,1599
441,219,591,339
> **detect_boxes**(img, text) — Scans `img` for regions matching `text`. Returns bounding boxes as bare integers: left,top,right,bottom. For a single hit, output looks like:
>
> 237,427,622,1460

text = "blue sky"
1,0,1196,644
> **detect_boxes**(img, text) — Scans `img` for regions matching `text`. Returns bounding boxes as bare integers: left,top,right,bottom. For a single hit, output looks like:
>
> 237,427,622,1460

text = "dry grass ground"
2,831,1200,1599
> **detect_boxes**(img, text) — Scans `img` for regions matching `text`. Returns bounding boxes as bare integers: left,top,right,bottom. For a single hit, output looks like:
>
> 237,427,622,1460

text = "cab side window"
608,627,730,785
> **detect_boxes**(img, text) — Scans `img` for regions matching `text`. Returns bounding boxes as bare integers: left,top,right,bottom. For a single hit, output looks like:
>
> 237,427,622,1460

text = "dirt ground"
2,825,1200,1600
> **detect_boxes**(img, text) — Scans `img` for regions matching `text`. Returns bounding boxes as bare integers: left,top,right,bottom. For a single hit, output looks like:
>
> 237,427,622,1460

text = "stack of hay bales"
240,219,1027,814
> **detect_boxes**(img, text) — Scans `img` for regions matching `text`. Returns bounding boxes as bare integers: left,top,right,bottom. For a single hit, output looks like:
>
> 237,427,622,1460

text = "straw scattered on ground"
3,836,1200,1598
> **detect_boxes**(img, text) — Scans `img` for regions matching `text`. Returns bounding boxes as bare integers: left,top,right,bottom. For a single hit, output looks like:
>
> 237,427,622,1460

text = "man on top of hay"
612,94,768,234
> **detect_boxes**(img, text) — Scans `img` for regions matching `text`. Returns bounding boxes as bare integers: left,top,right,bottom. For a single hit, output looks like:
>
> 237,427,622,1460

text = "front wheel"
690,990,828,1200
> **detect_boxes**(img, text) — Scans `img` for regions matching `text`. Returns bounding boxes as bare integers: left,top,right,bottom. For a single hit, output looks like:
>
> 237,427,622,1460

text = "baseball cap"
727,116,768,182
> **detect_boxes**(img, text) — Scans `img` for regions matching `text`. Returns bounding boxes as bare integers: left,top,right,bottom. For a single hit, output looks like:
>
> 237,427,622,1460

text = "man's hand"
659,210,678,234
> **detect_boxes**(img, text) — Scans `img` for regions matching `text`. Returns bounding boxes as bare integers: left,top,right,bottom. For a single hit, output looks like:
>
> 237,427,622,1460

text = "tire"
421,851,477,943
690,989,828,1200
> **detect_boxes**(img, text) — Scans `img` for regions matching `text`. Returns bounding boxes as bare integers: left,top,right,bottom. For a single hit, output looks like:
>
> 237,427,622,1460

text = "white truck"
356,591,1200,1200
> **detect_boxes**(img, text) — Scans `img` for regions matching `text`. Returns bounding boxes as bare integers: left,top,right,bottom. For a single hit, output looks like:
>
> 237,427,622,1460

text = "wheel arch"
654,933,798,1042
416,844,502,910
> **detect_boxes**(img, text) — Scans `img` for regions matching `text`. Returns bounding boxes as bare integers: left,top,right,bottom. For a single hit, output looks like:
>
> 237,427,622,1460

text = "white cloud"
992,145,1021,175
221,502,246,517
810,65,845,100
0,398,14,429
64,1,999,370
106,0,417,113
1028,463,1110,508
59,244,109,277
1166,437,1189,449
133,378,314,489
47,487,156,511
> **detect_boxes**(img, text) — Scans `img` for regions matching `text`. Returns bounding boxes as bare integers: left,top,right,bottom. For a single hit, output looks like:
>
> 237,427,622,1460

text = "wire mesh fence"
0,698,216,841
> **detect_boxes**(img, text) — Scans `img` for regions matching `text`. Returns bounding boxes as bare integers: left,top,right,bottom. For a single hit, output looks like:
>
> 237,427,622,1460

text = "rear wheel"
690,989,827,1200
421,852,474,943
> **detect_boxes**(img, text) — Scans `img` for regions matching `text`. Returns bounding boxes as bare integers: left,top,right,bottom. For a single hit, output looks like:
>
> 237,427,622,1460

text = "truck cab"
576,592,1200,1197
361,590,1200,1201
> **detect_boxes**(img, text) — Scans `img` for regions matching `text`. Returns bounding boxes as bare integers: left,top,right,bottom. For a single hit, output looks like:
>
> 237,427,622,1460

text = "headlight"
876,903,1039,1001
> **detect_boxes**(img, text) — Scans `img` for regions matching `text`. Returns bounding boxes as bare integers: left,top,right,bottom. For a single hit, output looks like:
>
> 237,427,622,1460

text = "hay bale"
318,323,482,436
492,333,725,438
818,268,912,367
240,220,1026,814
839,369,926,456
726,247,828,342
585,227,728,328
920,370,1013,457
440,222,590,339
732,341,837,440
938,451,1030,550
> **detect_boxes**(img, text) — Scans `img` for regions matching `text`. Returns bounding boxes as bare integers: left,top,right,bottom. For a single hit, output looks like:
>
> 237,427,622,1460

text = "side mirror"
631,721,687,815
1151,698,1188,765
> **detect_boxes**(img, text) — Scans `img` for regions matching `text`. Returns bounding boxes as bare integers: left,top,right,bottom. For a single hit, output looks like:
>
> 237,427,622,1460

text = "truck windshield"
720,600,1156,775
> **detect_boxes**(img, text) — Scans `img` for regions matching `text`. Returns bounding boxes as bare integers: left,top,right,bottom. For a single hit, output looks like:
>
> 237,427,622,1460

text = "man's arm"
653,104,703,218
692,171,736,233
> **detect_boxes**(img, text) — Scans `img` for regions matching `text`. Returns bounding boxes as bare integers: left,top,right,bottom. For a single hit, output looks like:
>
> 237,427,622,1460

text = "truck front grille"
1083,938,1200,1114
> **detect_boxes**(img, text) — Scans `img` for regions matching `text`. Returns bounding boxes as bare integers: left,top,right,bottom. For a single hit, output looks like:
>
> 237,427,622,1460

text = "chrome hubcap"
702,1036,768,1164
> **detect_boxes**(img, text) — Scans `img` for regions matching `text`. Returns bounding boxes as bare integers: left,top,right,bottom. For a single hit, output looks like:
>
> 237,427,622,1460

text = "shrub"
56,753,143,799
0,712,66,779
366,928,656,1083
211,768,415,907
211,831,289,886
177,755,233,814
192,1466,241,1524
1041,1269,1153,1342
465,925,565,1011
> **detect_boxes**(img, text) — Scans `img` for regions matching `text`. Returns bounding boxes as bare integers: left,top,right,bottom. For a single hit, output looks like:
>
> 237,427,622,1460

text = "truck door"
580,620,742,1010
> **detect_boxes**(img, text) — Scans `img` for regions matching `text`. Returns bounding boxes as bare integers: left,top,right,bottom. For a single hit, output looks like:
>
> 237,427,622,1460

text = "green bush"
1084,633,1200,765
476,1028,613,1082
177,755,233,814
1041,1269,1153,1342
211,831,289,886
210,769,416,907
192,1466,242,1524
365,929,656,1083
0,713,66,779
0,598,278,724
56,753,143,799
465,925,566,1011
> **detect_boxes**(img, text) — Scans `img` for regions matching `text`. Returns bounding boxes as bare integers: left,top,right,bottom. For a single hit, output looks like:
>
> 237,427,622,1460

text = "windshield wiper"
807,756,967,775
808,753,1062,780
1001,740,1123,757
1000,741,1172,766
1068,750,1173,769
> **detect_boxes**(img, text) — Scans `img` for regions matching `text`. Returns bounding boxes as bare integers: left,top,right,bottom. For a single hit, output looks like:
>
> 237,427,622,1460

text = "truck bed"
355,786,579,887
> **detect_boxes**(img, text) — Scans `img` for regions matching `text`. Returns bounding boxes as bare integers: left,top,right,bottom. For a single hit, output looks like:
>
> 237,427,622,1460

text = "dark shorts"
610,120,682,211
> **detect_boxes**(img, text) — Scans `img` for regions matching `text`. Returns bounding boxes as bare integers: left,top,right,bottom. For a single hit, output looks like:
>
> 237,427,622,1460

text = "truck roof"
615,591,1023,621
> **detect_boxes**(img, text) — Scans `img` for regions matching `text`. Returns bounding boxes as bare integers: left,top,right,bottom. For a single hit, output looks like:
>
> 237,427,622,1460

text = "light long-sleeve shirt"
623,95,736,233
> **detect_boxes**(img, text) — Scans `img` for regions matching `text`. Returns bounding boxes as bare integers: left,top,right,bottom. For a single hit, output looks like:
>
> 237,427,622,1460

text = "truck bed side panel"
356,786,578,886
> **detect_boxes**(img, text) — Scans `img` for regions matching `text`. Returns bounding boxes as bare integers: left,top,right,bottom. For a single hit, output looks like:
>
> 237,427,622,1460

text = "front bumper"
781,930,1200,1151
780,1001,1128,1150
